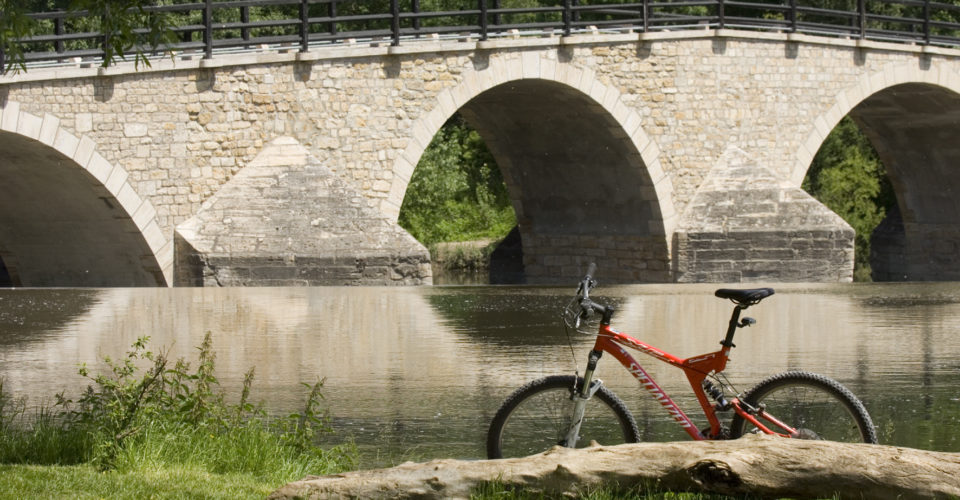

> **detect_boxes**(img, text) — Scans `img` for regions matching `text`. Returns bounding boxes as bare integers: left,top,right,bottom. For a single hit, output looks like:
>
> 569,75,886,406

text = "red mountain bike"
487,264,877,459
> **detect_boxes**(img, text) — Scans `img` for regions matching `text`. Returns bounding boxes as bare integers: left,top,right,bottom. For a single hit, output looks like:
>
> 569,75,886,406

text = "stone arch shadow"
383,54,676,284
0,101,171,286
791,62,960,281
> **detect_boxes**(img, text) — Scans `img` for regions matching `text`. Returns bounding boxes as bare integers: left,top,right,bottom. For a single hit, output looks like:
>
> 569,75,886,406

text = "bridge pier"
519,233,670,284
174,137,431,286
871,207,960,281
673,149,855,283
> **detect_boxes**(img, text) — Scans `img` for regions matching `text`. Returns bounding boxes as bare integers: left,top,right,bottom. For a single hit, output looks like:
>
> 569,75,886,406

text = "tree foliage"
0,0,38,74
803,117,897,281
398,114,516,246
1,0,177,74
77,0,178,69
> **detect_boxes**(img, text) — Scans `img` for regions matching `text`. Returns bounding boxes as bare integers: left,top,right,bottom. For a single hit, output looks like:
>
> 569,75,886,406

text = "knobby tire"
729,370,878,444
487,375,640,459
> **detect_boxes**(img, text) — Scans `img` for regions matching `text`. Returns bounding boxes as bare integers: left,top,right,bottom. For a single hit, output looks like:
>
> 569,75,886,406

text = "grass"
430,239,500,271
0,334,355,499
0,463,275,500
470,482,848,500
470,482,761,500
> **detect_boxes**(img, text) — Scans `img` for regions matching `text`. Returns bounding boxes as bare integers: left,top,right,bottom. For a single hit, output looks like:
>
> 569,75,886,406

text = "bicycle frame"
583,322,799,441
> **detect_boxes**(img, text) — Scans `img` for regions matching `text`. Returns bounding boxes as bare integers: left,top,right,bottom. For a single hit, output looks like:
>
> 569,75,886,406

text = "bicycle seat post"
721,305,744,348
714,288,773,348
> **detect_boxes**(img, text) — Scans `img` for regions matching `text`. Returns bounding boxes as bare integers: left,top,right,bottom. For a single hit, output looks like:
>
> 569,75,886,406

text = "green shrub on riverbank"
0,334,354,498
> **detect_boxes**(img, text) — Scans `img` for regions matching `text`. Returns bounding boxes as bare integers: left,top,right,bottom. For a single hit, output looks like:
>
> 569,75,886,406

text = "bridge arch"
384,55,675,284
0,101,171,286
791,63,960,281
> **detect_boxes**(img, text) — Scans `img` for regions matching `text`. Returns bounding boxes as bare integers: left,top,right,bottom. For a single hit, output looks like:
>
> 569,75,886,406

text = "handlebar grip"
580,299,614,325
585,262,597,281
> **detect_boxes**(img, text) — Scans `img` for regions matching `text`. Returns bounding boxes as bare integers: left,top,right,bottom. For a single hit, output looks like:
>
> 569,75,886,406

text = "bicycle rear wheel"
729,370,877,444
487,375,640,459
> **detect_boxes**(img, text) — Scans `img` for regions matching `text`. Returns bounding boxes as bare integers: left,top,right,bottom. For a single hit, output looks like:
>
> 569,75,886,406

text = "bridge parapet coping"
4,29,959,86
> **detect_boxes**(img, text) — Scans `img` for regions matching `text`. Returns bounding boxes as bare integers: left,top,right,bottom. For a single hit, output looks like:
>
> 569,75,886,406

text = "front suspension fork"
563,350,604,448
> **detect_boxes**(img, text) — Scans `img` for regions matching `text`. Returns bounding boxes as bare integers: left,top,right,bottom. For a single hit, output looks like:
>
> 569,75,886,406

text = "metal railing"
3,0,959,71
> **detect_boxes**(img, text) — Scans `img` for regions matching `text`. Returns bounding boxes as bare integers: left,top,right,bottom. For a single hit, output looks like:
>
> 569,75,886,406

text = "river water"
0,283,958,468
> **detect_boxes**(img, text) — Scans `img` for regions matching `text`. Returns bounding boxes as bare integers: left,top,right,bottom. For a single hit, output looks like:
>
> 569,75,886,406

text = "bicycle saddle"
714,288,775,306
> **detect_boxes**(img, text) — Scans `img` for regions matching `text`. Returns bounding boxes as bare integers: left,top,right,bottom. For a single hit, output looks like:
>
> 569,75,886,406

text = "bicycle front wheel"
729,370,877,444
486,375,640,459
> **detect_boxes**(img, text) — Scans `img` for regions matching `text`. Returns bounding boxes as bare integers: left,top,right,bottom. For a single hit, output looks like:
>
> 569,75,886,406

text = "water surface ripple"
0,283,957,467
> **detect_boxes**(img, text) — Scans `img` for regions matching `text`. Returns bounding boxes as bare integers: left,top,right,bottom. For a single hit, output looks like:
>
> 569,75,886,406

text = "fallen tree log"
269,434,960,499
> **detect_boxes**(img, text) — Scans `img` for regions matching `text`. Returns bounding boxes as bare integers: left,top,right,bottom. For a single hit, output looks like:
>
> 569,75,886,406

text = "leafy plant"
69,0,177,68
0,333,354,481
70,336,168,467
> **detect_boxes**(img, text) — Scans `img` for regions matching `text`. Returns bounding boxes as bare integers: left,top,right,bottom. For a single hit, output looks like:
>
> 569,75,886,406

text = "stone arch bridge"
2,29,959,286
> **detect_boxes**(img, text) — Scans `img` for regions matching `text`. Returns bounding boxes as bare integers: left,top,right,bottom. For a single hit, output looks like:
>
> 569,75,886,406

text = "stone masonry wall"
673,148,855,283
2,31,959,283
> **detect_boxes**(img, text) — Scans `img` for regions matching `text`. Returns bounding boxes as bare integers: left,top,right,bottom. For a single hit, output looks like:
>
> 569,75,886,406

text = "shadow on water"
0,289,103,347
429,227,526,286
423,287,631,347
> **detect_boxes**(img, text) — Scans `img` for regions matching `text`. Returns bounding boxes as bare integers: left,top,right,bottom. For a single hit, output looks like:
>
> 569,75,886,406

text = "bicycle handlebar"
584,262,597,284
578,262,597,299
576,263,614,325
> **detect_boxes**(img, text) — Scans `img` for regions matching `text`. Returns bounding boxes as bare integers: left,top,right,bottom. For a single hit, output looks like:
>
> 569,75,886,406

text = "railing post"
328,0,337,38
300,0,309,53
923,0,930,44
718,0,725,29
479,0,488,41
0,46,5,74
391,0,400,46
413,0,421,35
643,0,650,32
789,0,797,33
493,0,501,28
55,15,65,56
102,3,111,63
857,0,866,39
203,0,213,59
241,5,250,44
563,0,572,36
